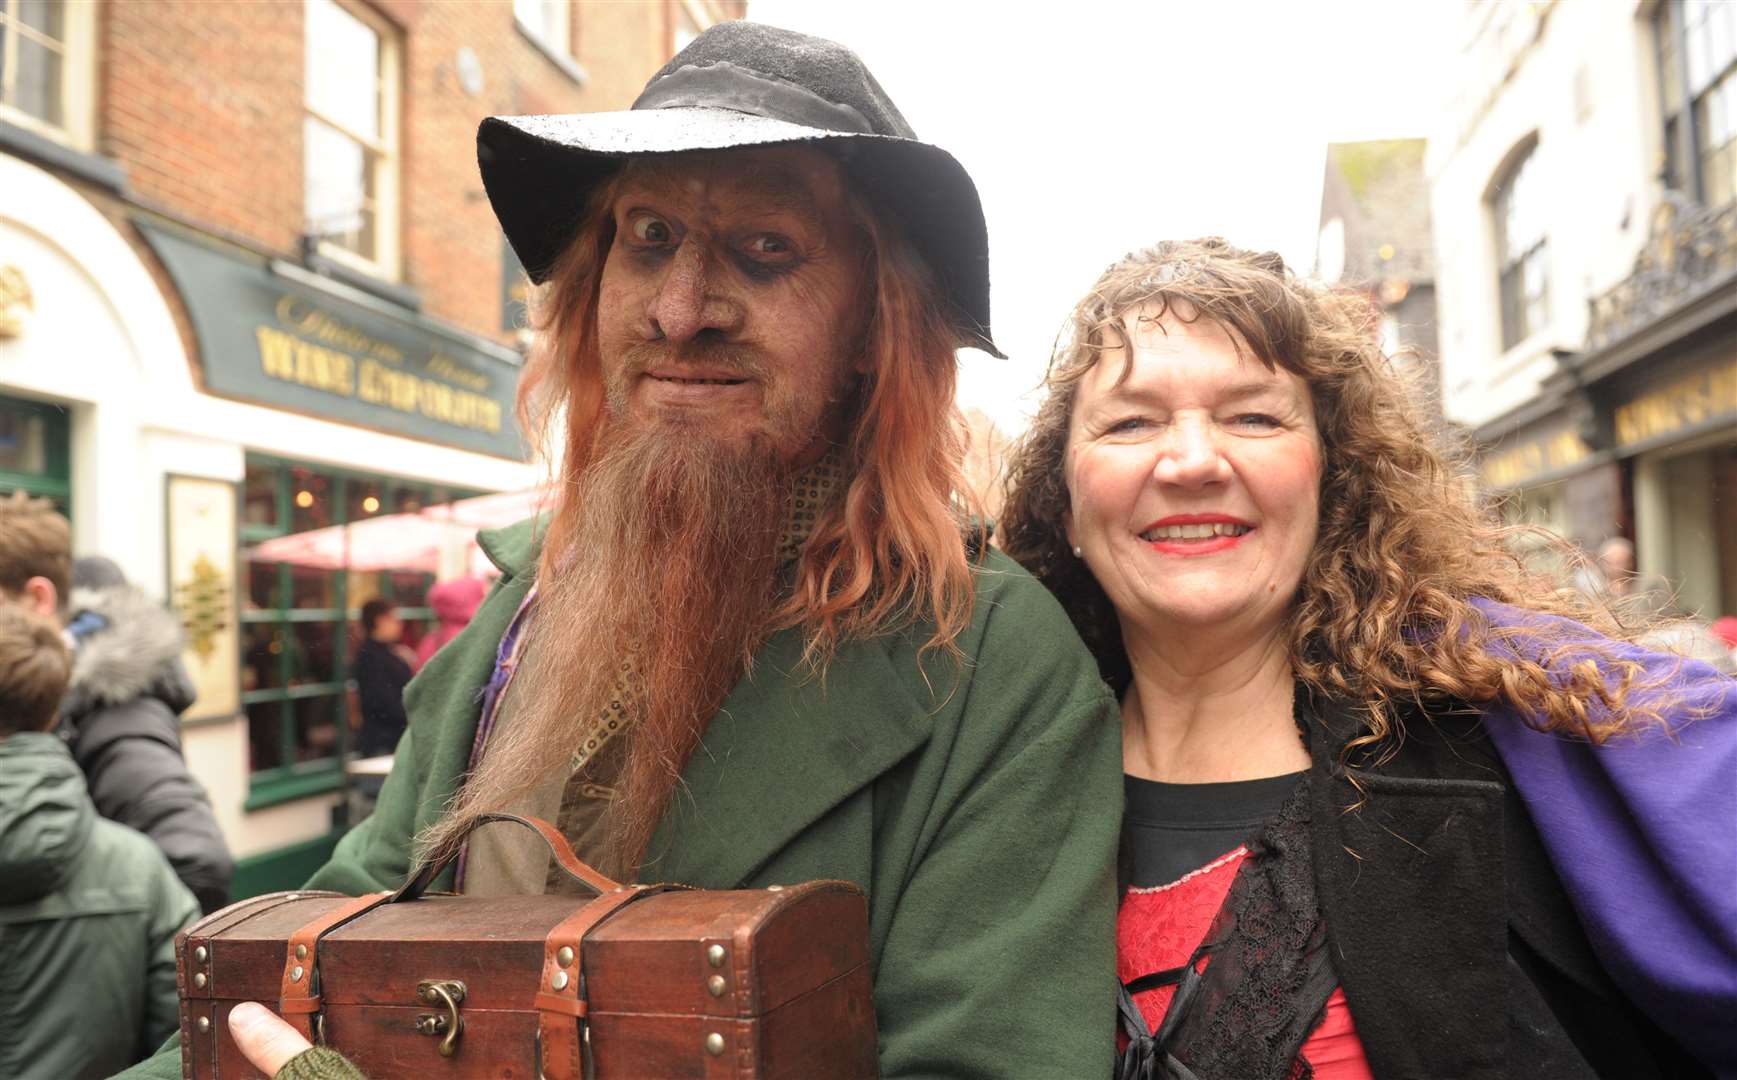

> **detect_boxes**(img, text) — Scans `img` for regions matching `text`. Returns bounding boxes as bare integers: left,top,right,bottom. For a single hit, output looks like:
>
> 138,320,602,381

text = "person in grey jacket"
59,556,234,913
0,605,199,1080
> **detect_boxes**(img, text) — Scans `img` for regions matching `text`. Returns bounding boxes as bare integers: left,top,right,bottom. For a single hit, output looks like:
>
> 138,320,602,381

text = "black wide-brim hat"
478,21,1002,357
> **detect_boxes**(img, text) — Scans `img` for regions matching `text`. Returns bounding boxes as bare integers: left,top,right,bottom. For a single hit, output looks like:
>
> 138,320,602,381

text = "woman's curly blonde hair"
1000,237,1672,752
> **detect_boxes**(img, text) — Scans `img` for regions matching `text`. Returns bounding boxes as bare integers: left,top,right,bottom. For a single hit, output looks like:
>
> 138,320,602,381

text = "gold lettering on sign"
1615,355,1737,447
253,295,505,436
426,353,490,392
275,294,406,363
1481,429,1591,489
255,327,356,396
354,358,503,434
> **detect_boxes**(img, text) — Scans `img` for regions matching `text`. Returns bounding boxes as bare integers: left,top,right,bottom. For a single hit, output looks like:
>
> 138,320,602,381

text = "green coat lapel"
642,625,933,889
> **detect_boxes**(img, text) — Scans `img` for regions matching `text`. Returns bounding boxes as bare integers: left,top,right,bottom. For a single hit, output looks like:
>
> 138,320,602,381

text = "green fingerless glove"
274,1046,369,1080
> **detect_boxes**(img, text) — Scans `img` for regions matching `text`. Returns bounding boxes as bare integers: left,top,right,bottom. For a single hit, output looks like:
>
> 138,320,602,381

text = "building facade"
0,0,741,893
1431,0,1737,614
1316,138,1443,416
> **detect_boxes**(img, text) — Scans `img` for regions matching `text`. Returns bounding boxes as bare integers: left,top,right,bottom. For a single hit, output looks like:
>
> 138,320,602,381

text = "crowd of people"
1,20,1732,1080
0,493,486,1078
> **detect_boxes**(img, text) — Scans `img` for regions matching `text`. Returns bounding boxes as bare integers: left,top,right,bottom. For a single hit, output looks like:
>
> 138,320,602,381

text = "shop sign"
1481,429,1590,490
1613,353,1737,449
138,221,526,460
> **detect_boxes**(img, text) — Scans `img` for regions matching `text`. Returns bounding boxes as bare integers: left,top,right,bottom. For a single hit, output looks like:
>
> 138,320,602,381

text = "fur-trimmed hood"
60,583,195,720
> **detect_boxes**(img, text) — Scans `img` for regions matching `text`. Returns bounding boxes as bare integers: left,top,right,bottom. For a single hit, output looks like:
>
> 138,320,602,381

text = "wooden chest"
176,815,878,1079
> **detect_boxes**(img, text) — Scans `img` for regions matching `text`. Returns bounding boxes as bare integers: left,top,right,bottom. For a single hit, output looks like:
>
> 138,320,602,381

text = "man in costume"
122,21,1121,1080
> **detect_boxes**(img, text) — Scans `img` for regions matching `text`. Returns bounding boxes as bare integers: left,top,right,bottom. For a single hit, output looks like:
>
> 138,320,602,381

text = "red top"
1117,846,1374,1079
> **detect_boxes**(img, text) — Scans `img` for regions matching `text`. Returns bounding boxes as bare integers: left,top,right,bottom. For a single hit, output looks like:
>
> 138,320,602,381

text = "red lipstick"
1138,513,1255,556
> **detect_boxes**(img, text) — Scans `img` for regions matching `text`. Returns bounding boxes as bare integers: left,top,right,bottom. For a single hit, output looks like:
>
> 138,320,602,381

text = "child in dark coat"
0,606,199,1079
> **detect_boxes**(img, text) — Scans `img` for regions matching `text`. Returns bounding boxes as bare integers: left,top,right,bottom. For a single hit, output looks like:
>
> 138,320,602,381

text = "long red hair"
516,167,983,664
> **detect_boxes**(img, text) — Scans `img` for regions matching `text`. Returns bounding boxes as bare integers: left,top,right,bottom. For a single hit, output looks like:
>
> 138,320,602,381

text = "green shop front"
140,220,537,897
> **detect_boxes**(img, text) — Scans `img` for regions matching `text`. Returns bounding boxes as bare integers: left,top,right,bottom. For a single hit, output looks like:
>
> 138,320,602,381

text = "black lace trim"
1116,773,1337,1080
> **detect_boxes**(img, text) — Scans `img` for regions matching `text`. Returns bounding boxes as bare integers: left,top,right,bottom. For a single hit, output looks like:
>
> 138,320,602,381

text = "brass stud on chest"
706,944,726,968
194,946,208,963
707,975,727,998
705,1032,726,1056
193,973,207,989
551,970,569,991
197,1017,211,1033
291,966,304,982
295,944,308,960
556,946,575,967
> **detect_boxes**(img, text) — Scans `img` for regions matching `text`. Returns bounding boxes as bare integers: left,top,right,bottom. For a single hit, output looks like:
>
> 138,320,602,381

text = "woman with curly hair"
999,238,1733,1079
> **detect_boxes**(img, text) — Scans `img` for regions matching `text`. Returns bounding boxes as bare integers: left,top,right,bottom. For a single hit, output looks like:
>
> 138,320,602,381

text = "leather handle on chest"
277,892,395,1040
393,812,623,903
536,884,680,1080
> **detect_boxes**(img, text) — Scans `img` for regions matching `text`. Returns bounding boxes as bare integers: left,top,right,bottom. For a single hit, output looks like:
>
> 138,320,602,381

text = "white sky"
748,0,1458,433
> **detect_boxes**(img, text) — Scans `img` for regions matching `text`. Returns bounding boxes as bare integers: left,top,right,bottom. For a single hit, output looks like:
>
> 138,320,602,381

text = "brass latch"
414,980,467,1057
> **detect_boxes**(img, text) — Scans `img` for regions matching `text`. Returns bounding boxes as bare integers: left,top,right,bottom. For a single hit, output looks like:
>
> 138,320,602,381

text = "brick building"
0,0,742,892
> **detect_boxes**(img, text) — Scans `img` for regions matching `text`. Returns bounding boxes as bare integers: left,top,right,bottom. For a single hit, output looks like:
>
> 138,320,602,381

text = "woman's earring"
1071,545,1083,558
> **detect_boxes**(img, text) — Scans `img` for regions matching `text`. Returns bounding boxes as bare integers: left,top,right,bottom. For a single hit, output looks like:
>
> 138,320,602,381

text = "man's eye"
743,234,794,259
629,216,673,244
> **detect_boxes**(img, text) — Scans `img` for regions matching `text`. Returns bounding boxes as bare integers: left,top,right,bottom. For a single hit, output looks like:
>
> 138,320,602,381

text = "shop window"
1491,139,1549,352
303,0,400,276
0,0,95,148
0,395,69,514
514,0,572,58
240,455,482,808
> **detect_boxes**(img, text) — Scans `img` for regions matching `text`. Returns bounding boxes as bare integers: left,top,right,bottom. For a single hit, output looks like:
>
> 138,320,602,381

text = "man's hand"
229,1001,310,1076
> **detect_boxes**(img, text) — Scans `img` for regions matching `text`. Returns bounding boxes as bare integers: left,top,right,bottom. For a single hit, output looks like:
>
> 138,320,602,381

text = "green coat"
2,732,198,1080
123,519,1123,1079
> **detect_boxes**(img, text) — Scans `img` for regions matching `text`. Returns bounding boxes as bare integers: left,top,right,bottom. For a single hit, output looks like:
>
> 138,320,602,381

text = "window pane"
305,116,370,251
247,702,287,772
288,466,336,534
389,484,425,514
15,35,64,128
0,403,48,475
294,694,342,762
288,564,340,610
347,478,384,520
242,622,286,693
306,0,380,140
18,0,64,39
244,462,281,530
290,620,339,686
1697,71,1737,206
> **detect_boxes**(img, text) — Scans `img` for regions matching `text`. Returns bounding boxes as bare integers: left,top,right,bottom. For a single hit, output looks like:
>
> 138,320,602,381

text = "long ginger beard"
426,417,788,876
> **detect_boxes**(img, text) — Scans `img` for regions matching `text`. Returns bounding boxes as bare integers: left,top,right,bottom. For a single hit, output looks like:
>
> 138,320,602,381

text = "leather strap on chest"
535,884,681,1080
278,892,396,1040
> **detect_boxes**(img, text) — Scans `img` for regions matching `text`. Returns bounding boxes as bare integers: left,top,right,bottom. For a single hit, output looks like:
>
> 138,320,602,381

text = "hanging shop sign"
138,220,526,460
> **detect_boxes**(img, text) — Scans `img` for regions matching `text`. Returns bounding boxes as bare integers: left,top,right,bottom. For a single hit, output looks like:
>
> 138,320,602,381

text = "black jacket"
1307,693,1706,1079
352,638,412,759
58,584,234,914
